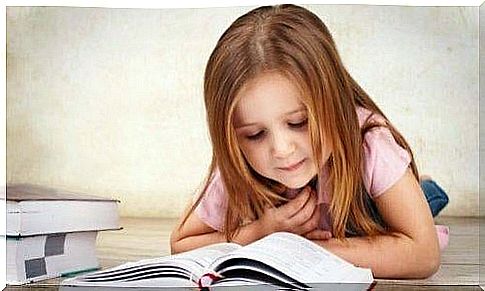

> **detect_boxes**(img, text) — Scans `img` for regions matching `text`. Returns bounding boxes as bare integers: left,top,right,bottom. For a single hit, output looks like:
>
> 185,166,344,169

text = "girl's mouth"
278,158,306,171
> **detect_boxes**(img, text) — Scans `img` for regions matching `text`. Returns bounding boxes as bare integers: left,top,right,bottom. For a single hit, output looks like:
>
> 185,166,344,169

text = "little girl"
170,4,449,279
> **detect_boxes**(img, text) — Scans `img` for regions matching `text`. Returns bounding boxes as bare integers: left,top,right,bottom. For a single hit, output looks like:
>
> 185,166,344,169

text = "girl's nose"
271,132,295,159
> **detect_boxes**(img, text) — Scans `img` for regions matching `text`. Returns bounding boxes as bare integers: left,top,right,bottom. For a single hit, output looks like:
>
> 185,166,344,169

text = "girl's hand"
303,229,333,240
258,186,321,236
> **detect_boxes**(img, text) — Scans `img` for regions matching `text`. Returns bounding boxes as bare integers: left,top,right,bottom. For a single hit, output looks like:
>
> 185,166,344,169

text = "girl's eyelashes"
242,118,308,141
288,118,308,128
246,130,265,141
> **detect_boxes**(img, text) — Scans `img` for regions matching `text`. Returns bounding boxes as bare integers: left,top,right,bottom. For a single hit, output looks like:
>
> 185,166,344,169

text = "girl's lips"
278,159,306,171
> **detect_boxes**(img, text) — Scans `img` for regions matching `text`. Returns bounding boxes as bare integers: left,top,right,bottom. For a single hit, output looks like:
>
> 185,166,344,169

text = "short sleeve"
362,126,412,198
194,169,228,231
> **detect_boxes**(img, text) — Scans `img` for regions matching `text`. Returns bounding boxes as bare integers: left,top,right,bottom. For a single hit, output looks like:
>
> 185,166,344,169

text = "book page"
211,259,306,289
62,242,241,288
174,242,241,268
209,232,372,284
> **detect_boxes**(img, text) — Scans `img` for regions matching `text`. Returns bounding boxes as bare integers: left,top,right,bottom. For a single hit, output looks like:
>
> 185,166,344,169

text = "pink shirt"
195,107,448,250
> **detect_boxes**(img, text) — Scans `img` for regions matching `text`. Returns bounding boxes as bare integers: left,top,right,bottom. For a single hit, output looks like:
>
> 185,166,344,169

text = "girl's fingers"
273,187,319,233
304,229,333,240
295,189,317,220
280,186,312,217
298,203,320,233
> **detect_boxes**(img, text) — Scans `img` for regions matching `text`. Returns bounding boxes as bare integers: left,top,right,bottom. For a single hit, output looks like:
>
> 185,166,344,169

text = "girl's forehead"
233,72,306,125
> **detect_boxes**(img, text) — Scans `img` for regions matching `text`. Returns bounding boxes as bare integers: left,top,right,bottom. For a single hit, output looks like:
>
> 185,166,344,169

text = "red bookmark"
197,272,222,290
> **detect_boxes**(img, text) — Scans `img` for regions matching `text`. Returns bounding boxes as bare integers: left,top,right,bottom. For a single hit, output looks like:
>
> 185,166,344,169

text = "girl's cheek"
250,146,268,166
240,144,264,164
242,140,271,166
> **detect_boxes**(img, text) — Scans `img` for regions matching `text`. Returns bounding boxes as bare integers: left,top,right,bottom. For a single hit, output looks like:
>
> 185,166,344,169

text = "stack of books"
6,184,120,285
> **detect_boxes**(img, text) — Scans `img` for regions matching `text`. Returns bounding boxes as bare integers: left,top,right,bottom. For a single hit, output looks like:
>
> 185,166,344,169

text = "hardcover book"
62,232,373,290
6,183,120,236
6,184,121,285
7,231,100,284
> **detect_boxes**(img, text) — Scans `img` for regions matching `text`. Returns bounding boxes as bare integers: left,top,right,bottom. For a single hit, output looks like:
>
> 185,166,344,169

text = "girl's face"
234,72,318,189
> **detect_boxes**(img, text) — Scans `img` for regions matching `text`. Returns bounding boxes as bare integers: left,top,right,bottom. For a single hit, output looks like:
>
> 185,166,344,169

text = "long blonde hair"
181,4,418,241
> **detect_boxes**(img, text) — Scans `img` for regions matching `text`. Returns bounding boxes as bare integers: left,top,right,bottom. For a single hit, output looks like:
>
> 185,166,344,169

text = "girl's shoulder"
356,106,386,128
356,107,411,198
194,168,228,231
356,106,402,155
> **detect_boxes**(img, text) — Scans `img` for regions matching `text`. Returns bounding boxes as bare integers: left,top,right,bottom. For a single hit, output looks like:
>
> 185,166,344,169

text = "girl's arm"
170,202,267,254
170,186,321,254
312,169,441,279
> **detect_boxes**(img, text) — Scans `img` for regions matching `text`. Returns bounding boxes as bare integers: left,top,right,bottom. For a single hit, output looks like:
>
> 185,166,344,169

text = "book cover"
6,184,121,236
7,231,100,285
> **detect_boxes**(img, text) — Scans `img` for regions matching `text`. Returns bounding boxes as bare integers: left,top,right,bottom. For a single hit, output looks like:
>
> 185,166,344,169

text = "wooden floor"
6,216,484,290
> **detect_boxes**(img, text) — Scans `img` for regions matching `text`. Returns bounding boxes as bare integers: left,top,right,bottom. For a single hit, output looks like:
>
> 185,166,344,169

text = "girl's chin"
280,178,313,190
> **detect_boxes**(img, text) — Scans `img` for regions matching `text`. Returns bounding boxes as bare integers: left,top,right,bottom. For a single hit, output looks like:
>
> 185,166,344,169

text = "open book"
62,232,373,290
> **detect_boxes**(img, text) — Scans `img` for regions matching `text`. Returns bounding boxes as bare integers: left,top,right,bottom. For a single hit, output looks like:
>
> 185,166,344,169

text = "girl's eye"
288,118,308,128
246,131,265,141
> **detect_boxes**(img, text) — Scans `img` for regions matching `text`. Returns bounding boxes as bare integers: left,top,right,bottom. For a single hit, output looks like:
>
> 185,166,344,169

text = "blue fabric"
420,179,449,217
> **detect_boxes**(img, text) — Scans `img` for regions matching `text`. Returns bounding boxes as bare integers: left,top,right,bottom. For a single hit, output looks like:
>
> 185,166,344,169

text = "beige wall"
7,5,478,217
